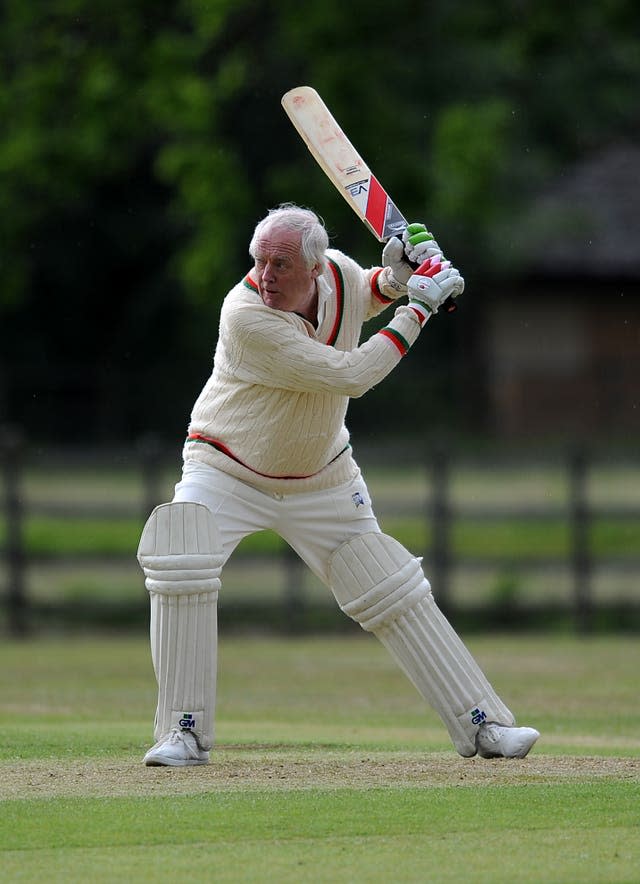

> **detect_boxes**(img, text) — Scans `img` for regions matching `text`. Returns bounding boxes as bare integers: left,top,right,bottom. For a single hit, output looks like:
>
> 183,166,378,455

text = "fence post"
569,446,592,632
283,542,306,632
429,444,451,613
1,425,28,637
137,434,164,518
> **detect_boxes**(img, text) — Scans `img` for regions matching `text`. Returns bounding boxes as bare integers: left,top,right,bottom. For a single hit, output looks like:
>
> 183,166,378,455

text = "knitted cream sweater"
183,248,428,495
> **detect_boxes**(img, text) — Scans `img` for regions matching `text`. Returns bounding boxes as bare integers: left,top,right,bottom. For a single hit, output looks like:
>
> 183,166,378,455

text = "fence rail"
2,427,639,635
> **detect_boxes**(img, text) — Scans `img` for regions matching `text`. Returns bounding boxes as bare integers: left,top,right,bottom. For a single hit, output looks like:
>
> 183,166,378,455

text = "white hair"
249,204,329,269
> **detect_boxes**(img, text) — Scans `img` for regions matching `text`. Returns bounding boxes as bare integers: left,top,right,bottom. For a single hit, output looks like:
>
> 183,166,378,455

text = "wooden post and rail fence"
1,426,639,636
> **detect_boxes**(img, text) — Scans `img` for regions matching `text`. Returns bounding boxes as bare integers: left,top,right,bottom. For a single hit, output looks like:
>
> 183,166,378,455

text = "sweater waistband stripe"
186,434,351,480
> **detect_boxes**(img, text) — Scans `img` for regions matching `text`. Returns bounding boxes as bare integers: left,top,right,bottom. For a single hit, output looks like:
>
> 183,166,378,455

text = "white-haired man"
137,204,539,766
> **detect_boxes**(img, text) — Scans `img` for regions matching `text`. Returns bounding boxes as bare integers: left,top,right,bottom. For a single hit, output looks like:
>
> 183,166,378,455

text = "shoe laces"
167,728,187,745
479,722,504,744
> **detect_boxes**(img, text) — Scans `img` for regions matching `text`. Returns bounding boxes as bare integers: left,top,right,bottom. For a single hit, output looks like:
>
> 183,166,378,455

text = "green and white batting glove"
402,222,442,266
381,222,441,286
407,255,465,323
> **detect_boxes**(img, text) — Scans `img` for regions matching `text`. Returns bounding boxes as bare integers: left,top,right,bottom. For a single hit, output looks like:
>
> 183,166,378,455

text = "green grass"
4,786,639,882
1,635,639,882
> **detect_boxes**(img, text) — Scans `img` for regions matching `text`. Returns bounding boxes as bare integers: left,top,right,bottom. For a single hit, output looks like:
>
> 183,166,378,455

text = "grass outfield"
1,634,639,882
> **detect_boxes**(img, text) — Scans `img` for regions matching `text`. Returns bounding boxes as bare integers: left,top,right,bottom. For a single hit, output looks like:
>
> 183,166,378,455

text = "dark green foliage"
1,1,638,441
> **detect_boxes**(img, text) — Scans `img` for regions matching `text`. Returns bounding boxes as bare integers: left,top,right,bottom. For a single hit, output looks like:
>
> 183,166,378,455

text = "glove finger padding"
403,224,441,265
407,262,465,314
407,238,442,265
448,272,465,299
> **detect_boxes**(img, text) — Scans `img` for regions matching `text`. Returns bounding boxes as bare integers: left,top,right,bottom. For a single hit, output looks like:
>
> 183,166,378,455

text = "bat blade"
281,86,407,242
282,85,458,314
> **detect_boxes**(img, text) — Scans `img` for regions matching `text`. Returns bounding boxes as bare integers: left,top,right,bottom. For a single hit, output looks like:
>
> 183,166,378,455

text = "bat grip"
398,235,458,314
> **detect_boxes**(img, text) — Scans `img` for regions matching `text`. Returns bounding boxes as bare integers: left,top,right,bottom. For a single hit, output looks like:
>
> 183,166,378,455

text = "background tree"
1,0,638,443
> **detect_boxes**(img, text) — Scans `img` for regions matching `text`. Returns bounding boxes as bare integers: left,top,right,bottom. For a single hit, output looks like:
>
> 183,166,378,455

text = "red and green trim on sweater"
370,268,395,305
325,258,344,345
186,432,351,480
243,275,259,294
379,301,429,355
378,326,412,356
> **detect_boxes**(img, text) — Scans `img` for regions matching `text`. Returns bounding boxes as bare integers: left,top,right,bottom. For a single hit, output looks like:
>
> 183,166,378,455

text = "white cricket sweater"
183,248,428,494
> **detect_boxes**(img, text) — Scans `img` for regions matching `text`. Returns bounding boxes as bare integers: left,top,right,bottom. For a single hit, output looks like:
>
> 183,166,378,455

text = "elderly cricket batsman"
137,204,540,766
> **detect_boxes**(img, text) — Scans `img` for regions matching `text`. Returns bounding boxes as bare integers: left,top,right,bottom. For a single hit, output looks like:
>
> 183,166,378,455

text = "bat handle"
443,297,458,313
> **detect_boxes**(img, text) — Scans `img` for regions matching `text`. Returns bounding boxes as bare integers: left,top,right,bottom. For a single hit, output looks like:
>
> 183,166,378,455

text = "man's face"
253,224,320,314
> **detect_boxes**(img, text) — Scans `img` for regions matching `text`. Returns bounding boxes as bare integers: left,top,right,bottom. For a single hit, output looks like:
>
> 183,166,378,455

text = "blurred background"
1,0,639,636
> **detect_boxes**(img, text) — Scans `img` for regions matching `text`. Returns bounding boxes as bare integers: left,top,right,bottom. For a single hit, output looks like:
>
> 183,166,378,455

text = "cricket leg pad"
137,501,223,752
329,532,515,756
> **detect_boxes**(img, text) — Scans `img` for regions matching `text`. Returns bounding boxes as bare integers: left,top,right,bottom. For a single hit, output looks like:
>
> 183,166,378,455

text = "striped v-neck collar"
324,258,344,345
242,258,344,346
243,275,259,293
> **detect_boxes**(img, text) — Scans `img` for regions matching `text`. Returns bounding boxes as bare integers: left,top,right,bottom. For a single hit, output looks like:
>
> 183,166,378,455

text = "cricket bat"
281,85,456,312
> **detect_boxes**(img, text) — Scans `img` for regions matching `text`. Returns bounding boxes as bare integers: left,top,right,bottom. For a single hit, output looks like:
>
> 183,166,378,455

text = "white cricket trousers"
173,461,382,586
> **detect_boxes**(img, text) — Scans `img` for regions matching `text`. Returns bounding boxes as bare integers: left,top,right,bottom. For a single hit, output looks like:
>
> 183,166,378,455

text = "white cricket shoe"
476,722,540,759
143,728,210,767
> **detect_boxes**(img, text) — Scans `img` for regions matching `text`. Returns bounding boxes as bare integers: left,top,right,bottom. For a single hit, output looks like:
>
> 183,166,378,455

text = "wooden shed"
484,143,640,438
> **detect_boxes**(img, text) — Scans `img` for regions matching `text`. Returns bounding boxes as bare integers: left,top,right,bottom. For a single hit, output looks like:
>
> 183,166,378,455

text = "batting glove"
382,222,441,285
407,255,465,320
402,222,442,266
